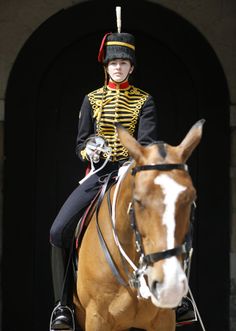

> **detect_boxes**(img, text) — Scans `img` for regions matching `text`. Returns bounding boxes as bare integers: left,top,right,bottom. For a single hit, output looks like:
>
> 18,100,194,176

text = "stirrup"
49,302,75,331
176,296,197,327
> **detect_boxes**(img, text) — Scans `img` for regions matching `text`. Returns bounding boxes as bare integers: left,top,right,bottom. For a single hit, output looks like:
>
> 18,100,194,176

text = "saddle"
74,171,118,249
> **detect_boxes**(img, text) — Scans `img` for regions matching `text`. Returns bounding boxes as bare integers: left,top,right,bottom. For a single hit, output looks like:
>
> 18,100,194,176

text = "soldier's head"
98,32,135,83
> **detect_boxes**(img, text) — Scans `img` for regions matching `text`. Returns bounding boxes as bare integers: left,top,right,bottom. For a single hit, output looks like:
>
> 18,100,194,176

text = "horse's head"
116,120,204,308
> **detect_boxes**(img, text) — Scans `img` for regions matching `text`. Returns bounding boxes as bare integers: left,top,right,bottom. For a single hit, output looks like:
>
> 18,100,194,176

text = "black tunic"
76,83,158,162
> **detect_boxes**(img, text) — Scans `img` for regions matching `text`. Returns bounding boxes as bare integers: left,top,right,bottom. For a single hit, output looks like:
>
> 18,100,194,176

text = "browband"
131,164,188,176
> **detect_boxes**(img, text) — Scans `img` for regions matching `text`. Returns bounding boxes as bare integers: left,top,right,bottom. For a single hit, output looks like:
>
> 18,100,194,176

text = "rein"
95,170,127,286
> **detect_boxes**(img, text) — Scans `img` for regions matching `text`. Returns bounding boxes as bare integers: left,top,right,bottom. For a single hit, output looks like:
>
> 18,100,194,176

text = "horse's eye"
134,197,145,208
179,190,196,205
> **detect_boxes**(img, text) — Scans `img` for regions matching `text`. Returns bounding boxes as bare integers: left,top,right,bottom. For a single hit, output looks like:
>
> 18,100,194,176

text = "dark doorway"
3,1,229,331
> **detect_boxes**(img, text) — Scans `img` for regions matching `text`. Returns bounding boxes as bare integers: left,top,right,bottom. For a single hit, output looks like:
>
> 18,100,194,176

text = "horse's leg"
74,301,85,331
85,300,114,331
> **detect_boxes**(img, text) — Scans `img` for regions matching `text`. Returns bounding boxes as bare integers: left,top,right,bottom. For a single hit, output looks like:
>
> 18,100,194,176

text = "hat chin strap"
109,72,131,84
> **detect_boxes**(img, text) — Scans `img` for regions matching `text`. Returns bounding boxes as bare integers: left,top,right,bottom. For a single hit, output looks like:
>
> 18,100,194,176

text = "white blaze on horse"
74,119,204,331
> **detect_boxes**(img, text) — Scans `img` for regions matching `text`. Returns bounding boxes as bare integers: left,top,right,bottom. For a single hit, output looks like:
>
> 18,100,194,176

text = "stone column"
0,99,4,328
231,105,236,330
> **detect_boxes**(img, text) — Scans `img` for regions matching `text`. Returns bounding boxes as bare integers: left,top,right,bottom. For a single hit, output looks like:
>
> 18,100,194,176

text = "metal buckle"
129,275,141,289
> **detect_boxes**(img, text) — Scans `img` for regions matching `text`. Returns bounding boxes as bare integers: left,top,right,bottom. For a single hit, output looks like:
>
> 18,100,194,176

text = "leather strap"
143,245,186,265
132,164,188,176
95,171,127,286
107,188,130,281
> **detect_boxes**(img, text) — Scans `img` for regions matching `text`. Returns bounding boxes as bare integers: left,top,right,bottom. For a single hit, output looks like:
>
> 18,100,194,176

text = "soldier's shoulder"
88,86,104,97
129,85,150,98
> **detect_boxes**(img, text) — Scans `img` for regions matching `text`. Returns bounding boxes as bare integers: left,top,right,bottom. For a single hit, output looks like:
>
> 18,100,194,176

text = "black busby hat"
98,7,136,65
98,32,136,65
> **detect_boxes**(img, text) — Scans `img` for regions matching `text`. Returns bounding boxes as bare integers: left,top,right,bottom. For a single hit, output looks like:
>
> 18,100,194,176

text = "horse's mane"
148,140,167,159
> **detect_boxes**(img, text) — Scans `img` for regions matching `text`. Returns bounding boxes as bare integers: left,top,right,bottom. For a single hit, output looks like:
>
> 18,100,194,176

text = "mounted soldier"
49,7,196,331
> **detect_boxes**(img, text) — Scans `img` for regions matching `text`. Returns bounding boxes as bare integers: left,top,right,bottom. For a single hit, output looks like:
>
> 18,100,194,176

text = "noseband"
130,163,193,267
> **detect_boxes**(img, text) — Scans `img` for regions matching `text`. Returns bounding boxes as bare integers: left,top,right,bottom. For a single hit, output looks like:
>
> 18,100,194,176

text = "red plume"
98,32,112,63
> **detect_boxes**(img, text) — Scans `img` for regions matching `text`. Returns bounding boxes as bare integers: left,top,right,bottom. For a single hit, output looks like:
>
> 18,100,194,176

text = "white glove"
85,136,108,163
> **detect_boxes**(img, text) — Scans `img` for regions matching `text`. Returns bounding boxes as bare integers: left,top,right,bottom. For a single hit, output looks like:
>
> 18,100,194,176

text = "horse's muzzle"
147,257,188,308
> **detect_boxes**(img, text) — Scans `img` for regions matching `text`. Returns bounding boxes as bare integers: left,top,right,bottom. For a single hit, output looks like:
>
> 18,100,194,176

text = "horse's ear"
115,123,145,163
177,119,205,162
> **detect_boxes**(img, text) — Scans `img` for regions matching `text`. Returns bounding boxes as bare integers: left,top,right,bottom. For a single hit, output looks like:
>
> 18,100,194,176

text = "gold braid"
93,66,107,125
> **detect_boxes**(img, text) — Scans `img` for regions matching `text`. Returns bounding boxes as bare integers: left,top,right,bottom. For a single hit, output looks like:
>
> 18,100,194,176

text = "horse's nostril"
151,280,159,292
151,280,161,301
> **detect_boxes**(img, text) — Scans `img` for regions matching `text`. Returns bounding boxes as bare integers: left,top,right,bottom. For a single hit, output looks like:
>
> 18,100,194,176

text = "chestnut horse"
74,119,204,331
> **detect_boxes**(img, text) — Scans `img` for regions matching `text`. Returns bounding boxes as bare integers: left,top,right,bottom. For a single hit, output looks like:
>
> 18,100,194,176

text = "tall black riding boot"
50,246,75,331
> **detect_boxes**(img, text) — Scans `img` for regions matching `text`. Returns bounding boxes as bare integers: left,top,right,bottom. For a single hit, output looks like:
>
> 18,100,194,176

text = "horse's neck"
114,171,134,244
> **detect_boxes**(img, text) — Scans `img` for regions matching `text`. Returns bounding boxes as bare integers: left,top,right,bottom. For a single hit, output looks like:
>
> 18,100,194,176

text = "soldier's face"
107,59,133,83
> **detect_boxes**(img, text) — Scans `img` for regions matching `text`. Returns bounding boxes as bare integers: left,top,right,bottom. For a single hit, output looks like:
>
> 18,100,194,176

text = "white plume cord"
116,6,121,33
111,162,138,271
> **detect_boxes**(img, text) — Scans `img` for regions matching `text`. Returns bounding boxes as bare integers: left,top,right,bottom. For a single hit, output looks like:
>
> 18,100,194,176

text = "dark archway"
3,1,230,330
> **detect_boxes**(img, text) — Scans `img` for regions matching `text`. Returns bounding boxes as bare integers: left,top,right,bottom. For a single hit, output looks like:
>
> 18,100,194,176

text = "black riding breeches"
50,162,120,248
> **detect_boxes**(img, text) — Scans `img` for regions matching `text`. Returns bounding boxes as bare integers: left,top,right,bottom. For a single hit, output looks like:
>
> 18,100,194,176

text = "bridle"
129,163,193,268
127,162,205,329
96,161,195,293
131,163,188,175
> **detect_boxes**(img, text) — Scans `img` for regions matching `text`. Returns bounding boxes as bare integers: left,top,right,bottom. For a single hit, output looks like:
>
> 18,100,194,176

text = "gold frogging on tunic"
87,85,149,162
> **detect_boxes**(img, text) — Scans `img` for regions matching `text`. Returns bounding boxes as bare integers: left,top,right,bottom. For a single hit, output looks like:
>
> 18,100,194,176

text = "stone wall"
0,0,235,329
